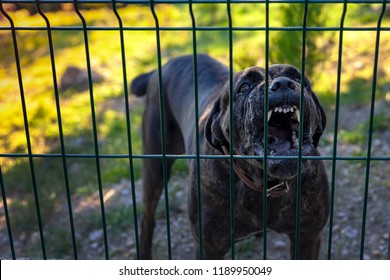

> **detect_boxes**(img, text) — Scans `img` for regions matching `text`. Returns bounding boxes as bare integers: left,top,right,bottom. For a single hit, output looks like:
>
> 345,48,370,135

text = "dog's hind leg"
139,91,185,259
140,156,176,259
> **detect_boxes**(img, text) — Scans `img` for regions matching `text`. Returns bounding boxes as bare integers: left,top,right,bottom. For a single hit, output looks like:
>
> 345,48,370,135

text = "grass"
0,2,389,259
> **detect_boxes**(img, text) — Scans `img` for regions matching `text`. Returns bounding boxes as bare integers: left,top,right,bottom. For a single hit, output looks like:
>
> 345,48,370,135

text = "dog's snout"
270,77,296,92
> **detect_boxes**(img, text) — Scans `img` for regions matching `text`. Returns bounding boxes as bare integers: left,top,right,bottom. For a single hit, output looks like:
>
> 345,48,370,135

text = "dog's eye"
295,77,309,87
239,83,251,93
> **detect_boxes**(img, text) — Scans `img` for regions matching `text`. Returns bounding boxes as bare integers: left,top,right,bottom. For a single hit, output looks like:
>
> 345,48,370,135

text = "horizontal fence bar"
0,0,387,5
1,153,390,161
1,26,390,32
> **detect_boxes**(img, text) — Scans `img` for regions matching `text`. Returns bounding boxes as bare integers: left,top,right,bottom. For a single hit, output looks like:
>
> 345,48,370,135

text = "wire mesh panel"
0,0,389,260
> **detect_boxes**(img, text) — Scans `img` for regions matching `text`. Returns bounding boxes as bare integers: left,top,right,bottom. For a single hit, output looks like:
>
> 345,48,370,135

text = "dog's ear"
205,95,227,153
300,75,326,148
309,89,327,148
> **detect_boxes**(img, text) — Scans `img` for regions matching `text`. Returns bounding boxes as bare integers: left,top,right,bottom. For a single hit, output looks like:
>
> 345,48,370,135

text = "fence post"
328,0,348,260
35,0,78,260
294,0,310,260
73,0,109,260
188,0,204,260
360,0,387,260
0,1,47,260
149,0,172,260
226,0,236,260
111,0,141,260
0,165,15,259
263,0,271,260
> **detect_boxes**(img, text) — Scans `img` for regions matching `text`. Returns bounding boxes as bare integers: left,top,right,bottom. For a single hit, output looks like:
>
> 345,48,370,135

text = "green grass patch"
339,110,390,146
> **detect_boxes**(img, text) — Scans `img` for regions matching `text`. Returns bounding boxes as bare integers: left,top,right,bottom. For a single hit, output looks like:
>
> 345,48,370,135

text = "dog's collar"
221,145,290,198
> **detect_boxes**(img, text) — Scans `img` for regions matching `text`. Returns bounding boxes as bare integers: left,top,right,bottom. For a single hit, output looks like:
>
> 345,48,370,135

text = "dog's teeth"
292,131,299,147
295,109,300,122
268,110,273,122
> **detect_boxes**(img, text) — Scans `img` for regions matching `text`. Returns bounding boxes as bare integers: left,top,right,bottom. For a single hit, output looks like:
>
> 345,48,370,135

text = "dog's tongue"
268,138,291,153
268,126,291,153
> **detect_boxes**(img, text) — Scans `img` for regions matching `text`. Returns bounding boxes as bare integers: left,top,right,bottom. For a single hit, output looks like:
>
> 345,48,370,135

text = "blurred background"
0,1,389,259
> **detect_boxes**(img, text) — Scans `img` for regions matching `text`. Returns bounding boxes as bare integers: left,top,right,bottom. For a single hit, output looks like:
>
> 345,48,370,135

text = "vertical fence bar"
0,1,47,260
35,0,78,260
0,165,15,259
360,0,387,260
387,231,390,260
188,0,203,260
111,0,140,260
328,0,348,260
149,0,172,260
73,0,109,260
262,0,270,260
295,0,309,260
226,0,235,260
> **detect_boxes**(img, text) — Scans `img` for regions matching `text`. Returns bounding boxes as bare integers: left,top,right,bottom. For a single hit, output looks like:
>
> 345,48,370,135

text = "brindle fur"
131,54,329,259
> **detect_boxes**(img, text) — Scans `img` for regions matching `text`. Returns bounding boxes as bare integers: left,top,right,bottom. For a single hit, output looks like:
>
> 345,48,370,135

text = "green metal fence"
0,0,389,260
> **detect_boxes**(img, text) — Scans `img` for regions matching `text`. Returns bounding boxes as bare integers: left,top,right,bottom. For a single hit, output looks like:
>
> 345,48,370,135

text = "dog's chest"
235,189,297,234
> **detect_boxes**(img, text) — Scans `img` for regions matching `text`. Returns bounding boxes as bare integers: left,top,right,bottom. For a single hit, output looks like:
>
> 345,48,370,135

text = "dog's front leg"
189,201,231,259
288,233,321,260
195,239,230,260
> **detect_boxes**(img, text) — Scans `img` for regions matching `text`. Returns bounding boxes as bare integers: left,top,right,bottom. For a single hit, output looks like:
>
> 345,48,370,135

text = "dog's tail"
130,71,154,97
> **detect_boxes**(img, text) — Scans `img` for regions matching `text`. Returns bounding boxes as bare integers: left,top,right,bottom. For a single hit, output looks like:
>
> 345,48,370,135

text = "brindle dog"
131,54,329,259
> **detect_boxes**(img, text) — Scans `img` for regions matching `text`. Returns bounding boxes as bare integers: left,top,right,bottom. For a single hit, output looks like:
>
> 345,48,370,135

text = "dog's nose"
269,77,296,92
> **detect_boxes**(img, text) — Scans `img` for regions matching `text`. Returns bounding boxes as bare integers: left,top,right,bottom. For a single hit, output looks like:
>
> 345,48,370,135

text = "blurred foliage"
0,2,389,259
269,3,337,79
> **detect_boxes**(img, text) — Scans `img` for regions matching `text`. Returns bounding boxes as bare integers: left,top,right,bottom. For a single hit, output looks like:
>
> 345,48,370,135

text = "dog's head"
205,64,326,182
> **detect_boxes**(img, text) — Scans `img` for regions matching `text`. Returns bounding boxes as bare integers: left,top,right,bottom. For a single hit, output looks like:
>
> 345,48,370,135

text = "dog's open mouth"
264,105,300,155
